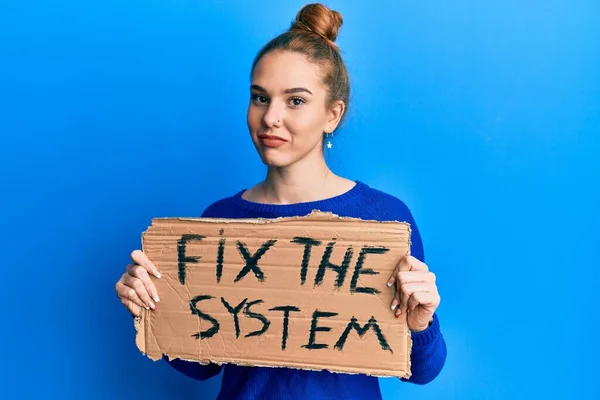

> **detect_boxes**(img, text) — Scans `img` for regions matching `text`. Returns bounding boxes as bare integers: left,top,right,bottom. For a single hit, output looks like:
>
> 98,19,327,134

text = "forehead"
251,51,325,93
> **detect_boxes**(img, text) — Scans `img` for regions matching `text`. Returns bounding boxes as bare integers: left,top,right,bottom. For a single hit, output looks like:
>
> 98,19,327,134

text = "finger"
125,300,142,317
405,255,429,272
407,291,438,313
120,292,144,317
387,273,396,288
388,260,409,308
397,271,436,285
124,274,156,310
387,256,407,287
387,255,429,287
399,282,432,315
116,281,148,311
130,250,161,279
387,265,401,288
393,282,433,317
389,271,434,310
127,263,160,303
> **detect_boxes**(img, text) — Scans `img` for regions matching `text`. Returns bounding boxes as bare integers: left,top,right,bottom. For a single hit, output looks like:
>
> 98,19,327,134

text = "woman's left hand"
387,255,440,332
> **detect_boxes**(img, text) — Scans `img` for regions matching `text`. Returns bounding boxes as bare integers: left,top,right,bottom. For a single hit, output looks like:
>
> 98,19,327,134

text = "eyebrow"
250,84,313,95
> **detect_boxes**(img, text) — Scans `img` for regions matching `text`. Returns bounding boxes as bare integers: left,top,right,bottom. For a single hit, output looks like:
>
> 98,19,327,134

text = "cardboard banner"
135,211,413,378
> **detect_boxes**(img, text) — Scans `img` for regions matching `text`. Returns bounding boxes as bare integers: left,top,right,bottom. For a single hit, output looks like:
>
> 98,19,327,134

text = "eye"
251,94,268,105
288,96,305,107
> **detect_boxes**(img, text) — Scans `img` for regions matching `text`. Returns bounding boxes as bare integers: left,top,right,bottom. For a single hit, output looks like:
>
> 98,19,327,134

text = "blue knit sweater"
166,181,447,399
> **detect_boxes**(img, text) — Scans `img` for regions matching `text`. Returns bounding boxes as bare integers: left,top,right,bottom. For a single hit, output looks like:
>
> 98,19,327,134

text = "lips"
258,134,287,148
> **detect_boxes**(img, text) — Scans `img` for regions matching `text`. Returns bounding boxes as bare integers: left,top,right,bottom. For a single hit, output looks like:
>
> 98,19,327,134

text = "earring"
326,132,333,149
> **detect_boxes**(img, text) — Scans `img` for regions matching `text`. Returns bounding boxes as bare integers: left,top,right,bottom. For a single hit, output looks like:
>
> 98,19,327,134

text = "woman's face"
247,50,342,168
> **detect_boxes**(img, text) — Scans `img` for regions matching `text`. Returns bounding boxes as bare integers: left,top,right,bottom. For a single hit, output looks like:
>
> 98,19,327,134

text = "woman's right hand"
115,250,162,317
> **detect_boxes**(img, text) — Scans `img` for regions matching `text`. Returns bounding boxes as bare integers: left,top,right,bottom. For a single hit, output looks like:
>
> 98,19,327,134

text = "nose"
262,102,283,129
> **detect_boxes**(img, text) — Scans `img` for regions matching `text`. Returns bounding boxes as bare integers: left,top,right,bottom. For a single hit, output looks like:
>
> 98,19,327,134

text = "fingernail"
149,302,156,310
387,281,393,288
391,299,398,311
155,272,162,279
144,305,150,310
396,307,402,316
153,296,160,303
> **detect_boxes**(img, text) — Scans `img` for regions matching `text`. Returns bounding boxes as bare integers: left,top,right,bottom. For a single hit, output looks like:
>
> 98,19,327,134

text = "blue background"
1,1,598,399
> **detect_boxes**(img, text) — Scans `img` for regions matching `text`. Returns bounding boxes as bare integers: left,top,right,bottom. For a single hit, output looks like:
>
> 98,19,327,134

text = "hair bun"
291,3,343,43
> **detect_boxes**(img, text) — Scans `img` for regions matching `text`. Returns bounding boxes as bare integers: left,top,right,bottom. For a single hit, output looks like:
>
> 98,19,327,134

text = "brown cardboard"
135,210,412,378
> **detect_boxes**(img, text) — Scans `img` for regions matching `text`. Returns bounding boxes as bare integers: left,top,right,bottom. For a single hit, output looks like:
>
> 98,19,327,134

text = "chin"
258,150,295,168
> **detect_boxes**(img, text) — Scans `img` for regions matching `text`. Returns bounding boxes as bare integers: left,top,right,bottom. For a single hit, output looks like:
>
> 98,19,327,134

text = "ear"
325,99,345,133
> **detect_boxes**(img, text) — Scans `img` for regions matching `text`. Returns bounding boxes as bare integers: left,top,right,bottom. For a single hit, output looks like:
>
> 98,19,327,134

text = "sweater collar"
230,180,369,217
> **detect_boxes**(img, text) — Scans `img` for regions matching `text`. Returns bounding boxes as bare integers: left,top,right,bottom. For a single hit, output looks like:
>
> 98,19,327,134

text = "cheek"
247,105,262,130
290,109,326,138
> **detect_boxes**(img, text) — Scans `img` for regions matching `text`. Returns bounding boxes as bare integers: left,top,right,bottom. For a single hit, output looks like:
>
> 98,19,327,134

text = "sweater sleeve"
402,313,447,384
164,356,223,381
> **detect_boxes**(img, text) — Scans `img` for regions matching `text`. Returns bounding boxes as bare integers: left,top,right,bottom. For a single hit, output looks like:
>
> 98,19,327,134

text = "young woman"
115,3,446,399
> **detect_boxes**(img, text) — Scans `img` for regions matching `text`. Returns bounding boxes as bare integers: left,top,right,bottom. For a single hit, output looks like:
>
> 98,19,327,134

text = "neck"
260,152,337,204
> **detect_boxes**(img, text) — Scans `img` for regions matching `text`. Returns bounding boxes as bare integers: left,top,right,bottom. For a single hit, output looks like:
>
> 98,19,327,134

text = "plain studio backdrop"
0,1,598,399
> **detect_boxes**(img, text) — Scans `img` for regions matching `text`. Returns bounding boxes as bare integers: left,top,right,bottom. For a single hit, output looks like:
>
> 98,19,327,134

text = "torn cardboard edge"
135,209,413,379
154,352,412,379
146,209,414,227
